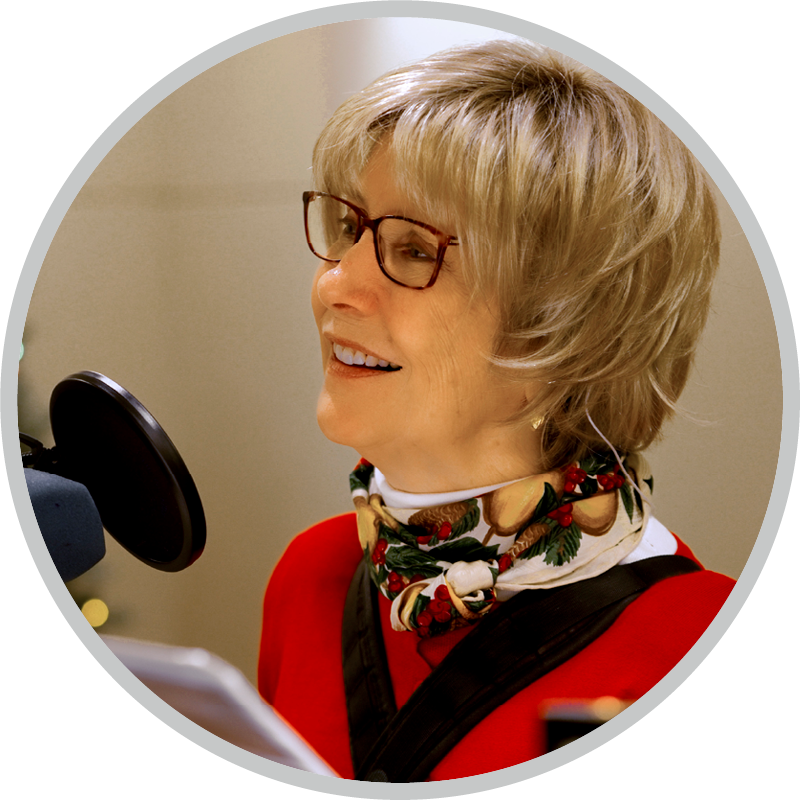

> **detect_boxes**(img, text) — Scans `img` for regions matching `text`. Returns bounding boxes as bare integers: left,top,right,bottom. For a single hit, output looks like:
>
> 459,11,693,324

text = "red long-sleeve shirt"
258,513,735,780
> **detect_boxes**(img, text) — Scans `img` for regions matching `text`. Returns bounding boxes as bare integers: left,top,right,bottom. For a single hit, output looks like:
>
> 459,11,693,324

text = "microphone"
21,371,205,580
25,468,105,582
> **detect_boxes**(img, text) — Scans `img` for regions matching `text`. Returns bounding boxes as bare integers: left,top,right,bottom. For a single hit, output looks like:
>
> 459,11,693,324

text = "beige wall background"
19,19,782,687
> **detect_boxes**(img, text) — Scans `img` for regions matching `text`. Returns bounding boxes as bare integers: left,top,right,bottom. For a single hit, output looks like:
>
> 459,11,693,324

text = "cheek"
311,266,325,329
411,312,494,410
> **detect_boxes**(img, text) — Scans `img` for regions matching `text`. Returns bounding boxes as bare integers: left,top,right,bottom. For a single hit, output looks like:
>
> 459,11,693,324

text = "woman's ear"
521,378,548,409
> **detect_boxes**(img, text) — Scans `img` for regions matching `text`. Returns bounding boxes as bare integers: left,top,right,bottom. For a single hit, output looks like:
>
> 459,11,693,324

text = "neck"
362,422,544,494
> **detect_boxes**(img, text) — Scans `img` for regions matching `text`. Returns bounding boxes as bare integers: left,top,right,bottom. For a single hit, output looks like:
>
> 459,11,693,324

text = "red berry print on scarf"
417,609,433,627
387,571,404,594
598,464,626,491
429,584,453,622
429,600,452,623
434,585,451,601
372,538,388,565
598,473,625,490
547,502,574,527
563,466,588,494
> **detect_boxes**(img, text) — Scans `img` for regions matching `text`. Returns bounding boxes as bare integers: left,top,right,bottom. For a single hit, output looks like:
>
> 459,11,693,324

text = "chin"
316,392,361,449
316,393,399,470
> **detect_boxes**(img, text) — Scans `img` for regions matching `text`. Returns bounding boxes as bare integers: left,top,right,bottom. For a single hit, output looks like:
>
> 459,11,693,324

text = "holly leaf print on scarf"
578,453,616,477
372,560,388,587
384,546,441,577
534,482,562,520
449,500,480,539
379,520,421,548
428,538,500,564
349,458,373,493
619,480,635,522
543,523,582,565
523,519,583,566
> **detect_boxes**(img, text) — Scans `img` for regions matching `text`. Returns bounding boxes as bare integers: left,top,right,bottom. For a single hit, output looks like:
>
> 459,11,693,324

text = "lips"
322,331,404,375
332,342,401,371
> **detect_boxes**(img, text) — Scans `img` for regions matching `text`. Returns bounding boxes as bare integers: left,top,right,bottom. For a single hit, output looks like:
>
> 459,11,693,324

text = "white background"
3,1,797,797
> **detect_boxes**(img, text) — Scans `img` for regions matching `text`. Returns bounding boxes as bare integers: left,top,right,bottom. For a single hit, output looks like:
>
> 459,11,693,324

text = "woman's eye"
400,242,436,261
339,216,358,239
406,245,432,261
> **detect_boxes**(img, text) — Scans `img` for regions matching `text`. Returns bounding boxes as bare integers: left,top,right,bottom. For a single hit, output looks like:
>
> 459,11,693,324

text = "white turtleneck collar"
370,466,519,510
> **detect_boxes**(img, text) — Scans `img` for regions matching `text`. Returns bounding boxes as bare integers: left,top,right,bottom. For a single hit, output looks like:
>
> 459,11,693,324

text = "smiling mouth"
332,343,401,372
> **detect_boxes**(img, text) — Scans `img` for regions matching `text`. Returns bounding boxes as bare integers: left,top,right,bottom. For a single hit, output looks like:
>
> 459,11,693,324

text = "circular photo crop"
5,5,794,798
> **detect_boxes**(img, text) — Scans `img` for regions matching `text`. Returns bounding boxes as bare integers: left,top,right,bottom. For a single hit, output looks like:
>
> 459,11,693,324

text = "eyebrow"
336,190,454,238
342,189,367,210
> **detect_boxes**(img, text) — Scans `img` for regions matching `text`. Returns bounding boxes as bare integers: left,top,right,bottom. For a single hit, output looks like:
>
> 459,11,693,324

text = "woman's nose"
314,233,382,315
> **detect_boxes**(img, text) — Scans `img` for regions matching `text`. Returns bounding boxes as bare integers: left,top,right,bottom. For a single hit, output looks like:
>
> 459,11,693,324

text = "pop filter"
45,371,205,571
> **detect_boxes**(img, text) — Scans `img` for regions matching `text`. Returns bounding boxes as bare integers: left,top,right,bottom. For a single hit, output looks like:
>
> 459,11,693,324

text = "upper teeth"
333,343,399,369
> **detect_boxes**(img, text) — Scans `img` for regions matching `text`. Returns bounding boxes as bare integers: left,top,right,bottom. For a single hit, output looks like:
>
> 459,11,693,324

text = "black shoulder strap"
341,556,398,771
343,554,700,782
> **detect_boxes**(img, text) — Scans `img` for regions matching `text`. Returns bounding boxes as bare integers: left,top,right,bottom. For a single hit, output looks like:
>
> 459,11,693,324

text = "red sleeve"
258,513,361,704
256,514,363,777
257,536,296,705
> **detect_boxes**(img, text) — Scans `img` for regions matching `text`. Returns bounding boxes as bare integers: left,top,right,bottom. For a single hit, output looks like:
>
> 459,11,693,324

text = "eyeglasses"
302,191,458,289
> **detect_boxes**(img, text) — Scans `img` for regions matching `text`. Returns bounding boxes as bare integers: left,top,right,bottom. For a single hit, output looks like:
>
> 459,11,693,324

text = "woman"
258,39,734,781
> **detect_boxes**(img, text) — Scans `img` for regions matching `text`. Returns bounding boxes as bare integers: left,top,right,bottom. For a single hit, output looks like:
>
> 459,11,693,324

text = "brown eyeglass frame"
302,191,458,289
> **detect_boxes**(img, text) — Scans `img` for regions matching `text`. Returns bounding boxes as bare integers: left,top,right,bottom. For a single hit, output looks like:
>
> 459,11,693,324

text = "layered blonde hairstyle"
312,39,720,469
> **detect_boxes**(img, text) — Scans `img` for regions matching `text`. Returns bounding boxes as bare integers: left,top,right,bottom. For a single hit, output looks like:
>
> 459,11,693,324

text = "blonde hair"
312,39,720,469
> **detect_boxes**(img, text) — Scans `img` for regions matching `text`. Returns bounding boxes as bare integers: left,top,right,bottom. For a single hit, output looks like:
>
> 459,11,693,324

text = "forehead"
356,147,413,217
356,147,453,234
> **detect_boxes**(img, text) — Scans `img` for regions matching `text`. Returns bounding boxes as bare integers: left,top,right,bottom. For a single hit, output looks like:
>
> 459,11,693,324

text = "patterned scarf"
351,453,653,638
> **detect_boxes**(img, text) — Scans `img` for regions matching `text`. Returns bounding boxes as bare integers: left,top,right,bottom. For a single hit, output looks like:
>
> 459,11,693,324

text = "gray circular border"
4,2,796,797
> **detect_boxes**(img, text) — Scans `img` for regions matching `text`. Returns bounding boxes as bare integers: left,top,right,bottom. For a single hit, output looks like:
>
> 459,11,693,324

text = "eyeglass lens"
305,194,441,289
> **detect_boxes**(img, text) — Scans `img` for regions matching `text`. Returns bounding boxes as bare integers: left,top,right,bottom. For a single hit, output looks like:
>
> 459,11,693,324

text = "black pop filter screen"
49,372,205,571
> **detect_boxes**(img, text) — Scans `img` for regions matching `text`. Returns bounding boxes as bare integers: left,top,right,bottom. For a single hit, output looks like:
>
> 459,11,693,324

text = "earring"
530,416,545,431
